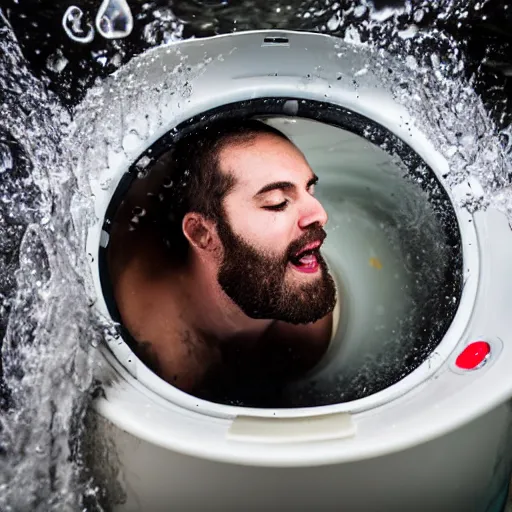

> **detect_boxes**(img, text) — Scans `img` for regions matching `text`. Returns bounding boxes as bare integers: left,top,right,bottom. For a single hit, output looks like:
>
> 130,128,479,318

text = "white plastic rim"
83,30,479,420
78,31,512,464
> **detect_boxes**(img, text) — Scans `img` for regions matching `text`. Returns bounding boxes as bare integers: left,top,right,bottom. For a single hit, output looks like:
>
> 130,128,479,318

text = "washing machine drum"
78,28,512,429
96,93,463,409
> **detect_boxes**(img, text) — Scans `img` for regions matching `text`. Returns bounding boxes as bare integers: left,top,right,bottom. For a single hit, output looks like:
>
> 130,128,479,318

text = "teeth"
295,248,315,259
299,254,316,264
290,246,320,265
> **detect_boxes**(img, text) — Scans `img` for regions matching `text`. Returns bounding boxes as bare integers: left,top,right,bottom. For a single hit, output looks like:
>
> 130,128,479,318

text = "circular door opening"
99,97,463,409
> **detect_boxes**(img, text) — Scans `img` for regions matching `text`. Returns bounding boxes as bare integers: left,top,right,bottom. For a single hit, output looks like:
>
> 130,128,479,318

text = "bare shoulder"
124,305,216,393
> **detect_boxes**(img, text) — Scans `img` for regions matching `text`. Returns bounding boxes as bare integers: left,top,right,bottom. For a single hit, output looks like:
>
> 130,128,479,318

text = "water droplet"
353,4,366,17
430,54,441,69
135,155,151,169
405,55,418,70
344,26,362,45
413,8,425,23
326,14,340,31
0,143,13,173
369,4,406,21
122,130,141,152
99,178,112,190
110,52,122,67
90,50,109,68
132,206,145,217
46,50,69,73
96,0,133,40
62,6,94,44
143,7,183,45
398,25,419,40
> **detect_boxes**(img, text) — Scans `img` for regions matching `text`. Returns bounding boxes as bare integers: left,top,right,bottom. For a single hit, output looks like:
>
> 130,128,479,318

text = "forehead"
218,134,313,192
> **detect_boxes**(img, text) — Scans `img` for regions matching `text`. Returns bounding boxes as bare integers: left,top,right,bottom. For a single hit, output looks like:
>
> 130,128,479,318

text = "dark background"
1,0,511,128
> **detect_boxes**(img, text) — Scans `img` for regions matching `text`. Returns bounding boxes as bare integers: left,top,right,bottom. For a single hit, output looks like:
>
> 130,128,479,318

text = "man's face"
215,132,336,324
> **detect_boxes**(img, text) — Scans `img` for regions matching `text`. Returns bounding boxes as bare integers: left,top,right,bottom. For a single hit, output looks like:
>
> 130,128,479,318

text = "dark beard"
216,215,337,325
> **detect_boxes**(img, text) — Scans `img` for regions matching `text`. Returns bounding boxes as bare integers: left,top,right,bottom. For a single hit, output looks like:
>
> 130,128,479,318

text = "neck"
171,253,273,345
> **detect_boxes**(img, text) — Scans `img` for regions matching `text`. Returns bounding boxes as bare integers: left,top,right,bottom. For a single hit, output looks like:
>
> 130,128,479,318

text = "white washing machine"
73,30,512,511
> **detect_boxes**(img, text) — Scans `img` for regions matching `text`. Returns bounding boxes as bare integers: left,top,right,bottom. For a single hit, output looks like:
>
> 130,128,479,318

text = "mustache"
286,225,327,260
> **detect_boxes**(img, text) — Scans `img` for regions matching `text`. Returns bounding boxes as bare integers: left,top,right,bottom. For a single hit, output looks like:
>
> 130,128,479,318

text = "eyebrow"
254,175,318,197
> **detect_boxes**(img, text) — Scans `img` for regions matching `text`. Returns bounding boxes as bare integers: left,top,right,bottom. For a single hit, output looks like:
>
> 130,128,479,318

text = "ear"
182,212,217,252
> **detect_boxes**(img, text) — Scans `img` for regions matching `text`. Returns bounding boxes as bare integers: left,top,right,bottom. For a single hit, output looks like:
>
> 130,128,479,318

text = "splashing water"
96,0,134,39
0,12,107,511
0,0,511,509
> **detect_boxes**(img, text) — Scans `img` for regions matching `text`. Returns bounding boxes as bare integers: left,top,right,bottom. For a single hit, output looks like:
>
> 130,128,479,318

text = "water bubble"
96,0,134,40
62,6,94,44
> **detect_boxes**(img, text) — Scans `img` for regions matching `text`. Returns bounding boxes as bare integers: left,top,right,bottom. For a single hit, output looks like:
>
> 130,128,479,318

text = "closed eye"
263,200,288,211
308,176,318,194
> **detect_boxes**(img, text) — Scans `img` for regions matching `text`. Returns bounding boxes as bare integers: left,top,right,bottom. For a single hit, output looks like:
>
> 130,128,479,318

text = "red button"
455,341,491,370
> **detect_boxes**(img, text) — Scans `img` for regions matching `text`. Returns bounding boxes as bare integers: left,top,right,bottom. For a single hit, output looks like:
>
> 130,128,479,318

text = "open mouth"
289,241,322,274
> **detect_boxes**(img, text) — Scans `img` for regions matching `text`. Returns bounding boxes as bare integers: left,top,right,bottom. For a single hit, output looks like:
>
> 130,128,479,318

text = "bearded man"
108,119,338,406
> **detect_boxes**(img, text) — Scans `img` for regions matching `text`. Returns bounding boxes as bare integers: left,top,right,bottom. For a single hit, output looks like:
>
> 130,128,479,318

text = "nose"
298,194,328,230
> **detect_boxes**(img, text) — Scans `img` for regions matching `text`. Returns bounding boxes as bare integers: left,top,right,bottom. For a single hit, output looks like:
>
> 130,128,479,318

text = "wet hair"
156,118,292,260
